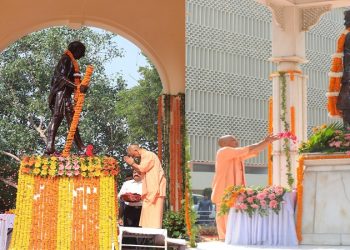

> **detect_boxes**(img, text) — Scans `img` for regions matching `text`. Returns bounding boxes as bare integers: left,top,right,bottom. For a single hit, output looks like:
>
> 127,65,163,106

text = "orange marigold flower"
21,167,31,174
110,169,119,176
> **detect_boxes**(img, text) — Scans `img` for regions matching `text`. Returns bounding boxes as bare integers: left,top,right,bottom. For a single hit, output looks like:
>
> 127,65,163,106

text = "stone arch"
0,0,185,94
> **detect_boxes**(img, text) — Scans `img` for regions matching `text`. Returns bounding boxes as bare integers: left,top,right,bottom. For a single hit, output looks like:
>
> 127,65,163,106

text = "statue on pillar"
336,10,350,128
44,41,89,155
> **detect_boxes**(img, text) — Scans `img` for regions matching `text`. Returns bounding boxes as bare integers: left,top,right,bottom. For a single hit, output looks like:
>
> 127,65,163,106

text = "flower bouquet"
220,185,287,217
299,122,350,153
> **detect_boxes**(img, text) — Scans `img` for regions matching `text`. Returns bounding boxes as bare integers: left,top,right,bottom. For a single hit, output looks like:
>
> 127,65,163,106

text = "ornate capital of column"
300,5,331,31
266,1,332,32
266,1,286,30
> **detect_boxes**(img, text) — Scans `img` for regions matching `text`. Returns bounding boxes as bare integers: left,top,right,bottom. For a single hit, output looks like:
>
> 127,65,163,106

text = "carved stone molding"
266,0,286,30
300,5,331,31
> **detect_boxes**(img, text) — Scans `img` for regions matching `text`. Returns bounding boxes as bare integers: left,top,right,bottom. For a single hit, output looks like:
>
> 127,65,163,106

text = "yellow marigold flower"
42,158,49,164
88,172,95,177
33,168,41,175
49,161,56,169
81,172,87,177
87,165,95,172
81,165,88,171
42,164,49,170
50,156,57,161
48,169,56,176
41,169,48,176
34,161,41,168
94,170,101,177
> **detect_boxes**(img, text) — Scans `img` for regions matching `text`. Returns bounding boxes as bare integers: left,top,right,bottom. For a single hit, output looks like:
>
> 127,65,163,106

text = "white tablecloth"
0,214,15,250
225,192,298,246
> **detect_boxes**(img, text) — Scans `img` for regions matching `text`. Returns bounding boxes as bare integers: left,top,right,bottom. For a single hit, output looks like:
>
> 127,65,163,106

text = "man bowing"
124,144,166,229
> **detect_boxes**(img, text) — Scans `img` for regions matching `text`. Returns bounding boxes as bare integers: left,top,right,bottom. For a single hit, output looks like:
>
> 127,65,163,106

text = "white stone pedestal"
302,154,350,245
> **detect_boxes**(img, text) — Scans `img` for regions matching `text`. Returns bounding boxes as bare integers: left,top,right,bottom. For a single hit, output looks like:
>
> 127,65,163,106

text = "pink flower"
74,170,80,176
247,197,254,203
334,141,342,148
65,164,72,170
58,165,65,171
257,192,266,200
73,164,80,170
251,204,259,209
58,170,64,176
238,195,245,202
260,200,266,207
240,204,247,210
234,204,241,210
66,170,73,177
268,193,276,200
269,200,278,209
246,188,254,195
346,151,350,155
275,187,284,196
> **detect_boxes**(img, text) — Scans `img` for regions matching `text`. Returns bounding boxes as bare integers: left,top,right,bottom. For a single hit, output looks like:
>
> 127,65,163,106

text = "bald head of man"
218,135,239,148
127,144,142,158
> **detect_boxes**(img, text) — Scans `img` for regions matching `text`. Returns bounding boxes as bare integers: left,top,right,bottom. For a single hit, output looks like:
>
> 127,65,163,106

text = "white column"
267,4,330,187
271,69,307,187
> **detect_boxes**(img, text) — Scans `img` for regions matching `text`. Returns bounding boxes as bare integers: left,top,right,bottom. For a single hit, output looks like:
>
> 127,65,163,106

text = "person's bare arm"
248,134,279,155
124,156,141,172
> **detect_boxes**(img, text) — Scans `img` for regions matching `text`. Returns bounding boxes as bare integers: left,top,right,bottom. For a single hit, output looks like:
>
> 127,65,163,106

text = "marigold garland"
268,97,273,185
296,153,350,243
62,65,94,157
327,28,350,117
65,50,81,105
29,177,59,250
290,106,296,136
9,173,34,250
99,176,118,249
158,95,163,161
56,177,73,249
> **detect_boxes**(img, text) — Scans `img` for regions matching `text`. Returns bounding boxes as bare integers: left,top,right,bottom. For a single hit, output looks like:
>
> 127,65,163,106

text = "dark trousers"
123,205,142,227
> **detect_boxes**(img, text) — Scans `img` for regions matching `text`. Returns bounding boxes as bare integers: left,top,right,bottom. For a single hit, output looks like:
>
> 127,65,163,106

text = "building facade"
185,0,345,193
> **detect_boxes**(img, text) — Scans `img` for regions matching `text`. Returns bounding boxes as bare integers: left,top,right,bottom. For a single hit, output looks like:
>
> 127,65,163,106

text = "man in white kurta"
124,145,166,228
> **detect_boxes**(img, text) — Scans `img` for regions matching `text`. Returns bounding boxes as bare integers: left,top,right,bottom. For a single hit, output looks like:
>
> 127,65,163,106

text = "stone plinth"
302,154,350,245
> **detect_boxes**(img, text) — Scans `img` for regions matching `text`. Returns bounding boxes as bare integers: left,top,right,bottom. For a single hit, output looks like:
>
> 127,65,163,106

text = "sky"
104,35,148,88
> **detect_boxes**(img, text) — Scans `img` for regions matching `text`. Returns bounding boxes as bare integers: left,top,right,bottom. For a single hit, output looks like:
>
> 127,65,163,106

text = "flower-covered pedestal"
300,153,350,246
9,155,119,250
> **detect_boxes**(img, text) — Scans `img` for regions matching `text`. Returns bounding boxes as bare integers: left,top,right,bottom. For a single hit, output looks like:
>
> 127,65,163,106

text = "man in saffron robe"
124,144,166,228
211,134,279,240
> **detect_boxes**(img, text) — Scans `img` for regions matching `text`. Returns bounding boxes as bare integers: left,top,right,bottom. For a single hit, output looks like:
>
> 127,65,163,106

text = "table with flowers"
221,186,298,246
0,213,15,250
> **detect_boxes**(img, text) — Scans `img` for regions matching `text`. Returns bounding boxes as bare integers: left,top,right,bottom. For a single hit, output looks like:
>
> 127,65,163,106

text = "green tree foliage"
0,26,128,212
117,61,162,152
